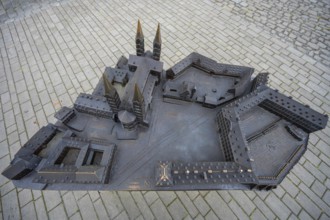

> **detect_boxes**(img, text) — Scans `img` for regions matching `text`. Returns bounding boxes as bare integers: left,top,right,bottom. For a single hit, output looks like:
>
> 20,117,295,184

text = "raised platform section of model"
34,133,116,184
163,53,254,107
2,124,57,180
156,161,258,187
74,93,113,118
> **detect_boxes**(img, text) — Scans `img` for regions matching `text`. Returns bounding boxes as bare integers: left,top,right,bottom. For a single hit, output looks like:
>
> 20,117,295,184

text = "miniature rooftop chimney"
153,23,162,61
133,83,145,123
136,19,145,56
103,74,121,114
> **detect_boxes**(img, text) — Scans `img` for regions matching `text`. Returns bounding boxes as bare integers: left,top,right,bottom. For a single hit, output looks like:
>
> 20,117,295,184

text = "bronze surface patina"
2,21,328,191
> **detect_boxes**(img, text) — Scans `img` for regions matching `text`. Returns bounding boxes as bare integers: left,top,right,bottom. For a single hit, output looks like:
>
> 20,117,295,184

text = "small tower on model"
153,23,162,61
103,74,121,115
133,84,145,124
136,20,145,56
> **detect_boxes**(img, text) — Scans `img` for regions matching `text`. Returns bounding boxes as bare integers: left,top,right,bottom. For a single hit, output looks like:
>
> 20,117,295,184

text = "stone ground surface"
0,0,329,219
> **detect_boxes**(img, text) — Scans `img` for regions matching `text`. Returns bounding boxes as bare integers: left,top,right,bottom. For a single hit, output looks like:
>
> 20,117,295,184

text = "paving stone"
18,189,32,208
265,193,290,220
320,213,330,220
319,162,330,179
4,110,15,128
204,210,218,220
292,163,315,187
304,149,321,166
176,191,199,218
77,194,97,220
228,199,249,220
311,180,327,197
21,201,37,220
48,204,68,220
34,197,48,220
144,191,159,205
113,211,129,220
323,191,330,207
63,192,79,217
93,199,109,219
245,191,256,200
0,121,6,142
194,214,204,220
296,192,322,219
217,191,232,203
298,210,313,220
250,209,267,220
168,199,189,220
31,190,42,201
118,192,141,220
0,140,9,158
287,172,301,186
135,215,145,220
131,192,154,220
280,178,299,198
198,191,208,197
299,182,330,216
100,191,124,219
205,191,237,220
69,212,82,220
43,191,62,212
157,191,176,206
273,185,285,199
282,194,301,215
73,191,87,201
194,195,211,216
229,190,256,215
2,190,21,220
316,132,330,148
150,199,172,220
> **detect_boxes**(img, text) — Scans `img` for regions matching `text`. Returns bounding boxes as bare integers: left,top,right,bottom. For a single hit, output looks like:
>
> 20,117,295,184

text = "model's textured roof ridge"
166,52,254,79
2,20,328,191
2,124,57,180
251,72,269,91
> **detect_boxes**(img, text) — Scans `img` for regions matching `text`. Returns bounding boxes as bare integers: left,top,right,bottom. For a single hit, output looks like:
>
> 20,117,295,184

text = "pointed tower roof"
133,84,144,103
118,110,136,124
136,19,144,39
103,74,116,95
153,23,161,44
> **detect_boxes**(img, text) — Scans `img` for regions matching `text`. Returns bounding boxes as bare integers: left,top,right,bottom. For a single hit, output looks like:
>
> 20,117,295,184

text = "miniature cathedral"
102,20,163,133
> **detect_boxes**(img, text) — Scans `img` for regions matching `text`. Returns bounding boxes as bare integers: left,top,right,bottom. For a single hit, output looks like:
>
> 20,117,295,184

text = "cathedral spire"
133,84,145,123
103,74,121,114
133,84,144,103
103,74,116,95
153,23,162,61
136,20,145,56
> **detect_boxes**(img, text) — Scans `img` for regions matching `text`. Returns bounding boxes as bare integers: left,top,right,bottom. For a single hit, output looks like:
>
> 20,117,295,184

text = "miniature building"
104,67,129,86
163,52,253,108
54,107,76,124
136,20,145,56
153,24,162,61
2,21,328,191
103,74,121,114
118,110,137,130
133,84,146,124
2,124,57,180
34,131,116,184
74,93,113,118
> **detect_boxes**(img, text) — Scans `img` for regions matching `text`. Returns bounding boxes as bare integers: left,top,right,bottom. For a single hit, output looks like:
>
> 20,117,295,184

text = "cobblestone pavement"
0,0,329,219
0,0,69,23
226,0,330,67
